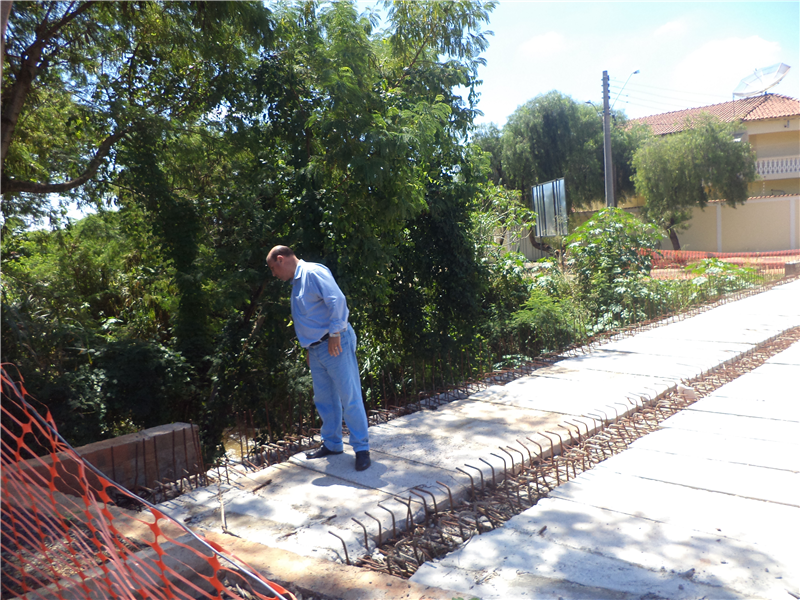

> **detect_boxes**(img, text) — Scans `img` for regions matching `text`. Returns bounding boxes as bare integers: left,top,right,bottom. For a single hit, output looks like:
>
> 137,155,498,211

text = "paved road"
158,279,800,599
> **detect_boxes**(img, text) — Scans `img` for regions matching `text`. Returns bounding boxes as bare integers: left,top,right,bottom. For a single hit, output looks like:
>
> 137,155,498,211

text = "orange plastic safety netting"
648,248,800,269
1,365,296,600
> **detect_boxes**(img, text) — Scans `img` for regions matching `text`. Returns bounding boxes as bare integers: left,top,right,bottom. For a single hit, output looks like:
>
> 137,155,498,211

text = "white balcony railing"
756,155,800,177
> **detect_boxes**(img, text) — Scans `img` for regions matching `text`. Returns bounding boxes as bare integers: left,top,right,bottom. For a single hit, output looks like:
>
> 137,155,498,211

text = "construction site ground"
157,278,800,600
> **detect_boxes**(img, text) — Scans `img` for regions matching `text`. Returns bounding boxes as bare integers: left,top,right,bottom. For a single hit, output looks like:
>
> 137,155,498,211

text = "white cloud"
654,20,687,37
670,36,782,96
518,32,567,59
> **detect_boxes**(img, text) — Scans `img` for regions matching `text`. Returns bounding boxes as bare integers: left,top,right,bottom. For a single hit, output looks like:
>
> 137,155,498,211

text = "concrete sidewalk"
411,334,800,599
157,279,800,599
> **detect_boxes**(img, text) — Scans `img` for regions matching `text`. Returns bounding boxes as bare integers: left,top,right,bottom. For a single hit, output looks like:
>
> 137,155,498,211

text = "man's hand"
327,335,342,357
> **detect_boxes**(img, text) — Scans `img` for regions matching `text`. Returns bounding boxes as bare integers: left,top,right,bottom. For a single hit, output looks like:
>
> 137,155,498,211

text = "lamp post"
602,71,614,207
612,70,640,110
602,70,639,208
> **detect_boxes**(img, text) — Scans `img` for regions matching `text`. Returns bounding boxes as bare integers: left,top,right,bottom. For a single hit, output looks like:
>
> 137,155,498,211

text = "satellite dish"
732,63,790,98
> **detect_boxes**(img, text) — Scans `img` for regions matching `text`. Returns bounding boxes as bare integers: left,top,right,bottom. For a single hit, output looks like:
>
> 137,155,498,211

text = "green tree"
1,1,274,222
496,92,645,211
1,211,187,443
470,122,505,185
2,0,509,459
632,114,757,250
500,92,603,211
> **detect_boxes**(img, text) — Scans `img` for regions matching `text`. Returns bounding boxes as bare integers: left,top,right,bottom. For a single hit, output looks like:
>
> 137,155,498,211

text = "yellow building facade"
630,94,800,252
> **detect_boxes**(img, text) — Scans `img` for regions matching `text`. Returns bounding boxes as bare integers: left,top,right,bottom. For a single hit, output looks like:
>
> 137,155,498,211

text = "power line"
611,89,732,110
614,89,718,110
621,94,704,111
609,79,731,101
614,97,689,114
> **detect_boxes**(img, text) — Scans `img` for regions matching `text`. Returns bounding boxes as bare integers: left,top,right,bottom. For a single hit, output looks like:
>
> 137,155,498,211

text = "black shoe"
355,450,371,472
306,445,343,459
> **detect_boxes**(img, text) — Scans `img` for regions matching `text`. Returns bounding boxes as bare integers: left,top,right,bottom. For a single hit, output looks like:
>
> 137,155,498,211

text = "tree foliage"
632,114,757,250
473,91,647,214
1,0,274,219
2,1,512,459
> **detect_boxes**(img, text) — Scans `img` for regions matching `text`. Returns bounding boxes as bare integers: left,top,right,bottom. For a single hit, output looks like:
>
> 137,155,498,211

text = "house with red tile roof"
628,93,799,252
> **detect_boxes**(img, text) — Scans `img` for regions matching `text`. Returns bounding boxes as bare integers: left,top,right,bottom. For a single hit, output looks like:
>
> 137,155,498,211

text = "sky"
465,1,800,126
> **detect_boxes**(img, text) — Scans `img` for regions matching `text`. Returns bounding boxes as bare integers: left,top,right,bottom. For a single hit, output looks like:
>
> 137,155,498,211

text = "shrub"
510,289,581,355
565,208,663,331
684,258,763,298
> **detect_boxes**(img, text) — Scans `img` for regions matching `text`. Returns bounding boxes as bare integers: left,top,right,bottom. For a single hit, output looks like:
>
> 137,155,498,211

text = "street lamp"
600,70,639,208
612,70,640,110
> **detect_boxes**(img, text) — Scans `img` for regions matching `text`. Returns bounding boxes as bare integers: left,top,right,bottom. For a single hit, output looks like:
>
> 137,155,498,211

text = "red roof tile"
631,94,800,135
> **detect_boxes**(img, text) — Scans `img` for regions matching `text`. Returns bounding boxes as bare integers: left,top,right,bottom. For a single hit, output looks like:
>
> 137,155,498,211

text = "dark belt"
309,333,330,347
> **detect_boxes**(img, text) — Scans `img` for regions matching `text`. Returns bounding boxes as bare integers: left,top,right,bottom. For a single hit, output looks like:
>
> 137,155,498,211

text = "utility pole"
602,70,615,207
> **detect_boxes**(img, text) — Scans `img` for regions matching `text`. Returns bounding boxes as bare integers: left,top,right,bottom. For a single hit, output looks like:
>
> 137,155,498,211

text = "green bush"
510,289,580,355
684,258,763,298
565,208,663,331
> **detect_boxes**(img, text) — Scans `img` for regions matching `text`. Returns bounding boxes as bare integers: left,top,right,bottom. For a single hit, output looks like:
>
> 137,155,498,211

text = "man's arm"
315,273,348,336
312,268,348,355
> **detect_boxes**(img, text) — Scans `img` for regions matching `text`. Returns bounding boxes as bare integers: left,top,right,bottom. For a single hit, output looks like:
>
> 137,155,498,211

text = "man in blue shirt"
266,245,371,471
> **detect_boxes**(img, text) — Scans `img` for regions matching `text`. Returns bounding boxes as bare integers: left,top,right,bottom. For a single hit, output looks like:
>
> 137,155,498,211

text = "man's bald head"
267,245,295,263
267,245,298,282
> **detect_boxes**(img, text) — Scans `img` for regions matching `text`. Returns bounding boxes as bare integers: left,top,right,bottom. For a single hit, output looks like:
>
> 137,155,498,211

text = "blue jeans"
307,324,369,453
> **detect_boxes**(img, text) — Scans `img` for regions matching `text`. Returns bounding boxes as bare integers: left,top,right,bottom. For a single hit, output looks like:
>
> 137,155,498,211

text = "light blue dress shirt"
291,260,349,348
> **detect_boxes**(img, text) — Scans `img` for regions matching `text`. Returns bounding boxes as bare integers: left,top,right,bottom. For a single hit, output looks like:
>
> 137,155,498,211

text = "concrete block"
625,426,800,471
549,469,800,560
77,422,202,491
15,422,201,499
412,527,744,600
592,446,800,506
660,408,800,442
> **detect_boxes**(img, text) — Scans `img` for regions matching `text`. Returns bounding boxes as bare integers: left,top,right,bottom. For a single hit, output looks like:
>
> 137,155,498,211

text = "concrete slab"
411,526,745,600
481,371,672,421
543,348,704,380
159,461,408,562
685,380,800,422
599,336,750,367
498,497,795,598
623,310,791,346
659,407,800,442
549,469,800,562
765,342,800,365
363,400,598,470
592,447,800,506
622,426,800,471
288,447,465,504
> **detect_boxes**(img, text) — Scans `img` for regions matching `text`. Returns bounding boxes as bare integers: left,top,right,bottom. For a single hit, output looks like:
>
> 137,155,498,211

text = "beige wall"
750,130,800,158
670,196,799,252
749,177,800,196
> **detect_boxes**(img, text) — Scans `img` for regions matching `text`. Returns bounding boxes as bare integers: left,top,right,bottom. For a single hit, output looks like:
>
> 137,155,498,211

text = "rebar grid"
354,325,800,579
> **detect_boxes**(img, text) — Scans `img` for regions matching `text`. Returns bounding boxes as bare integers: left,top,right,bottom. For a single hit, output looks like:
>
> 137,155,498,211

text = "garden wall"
19,422,202,498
